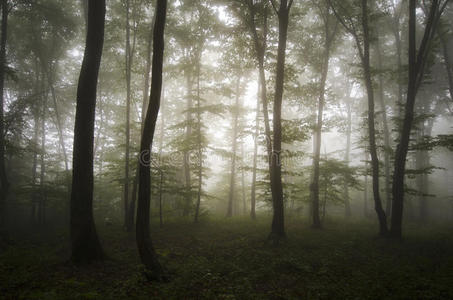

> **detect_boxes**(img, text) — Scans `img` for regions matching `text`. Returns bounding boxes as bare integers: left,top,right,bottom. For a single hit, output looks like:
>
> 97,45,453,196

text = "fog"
1,0,453,298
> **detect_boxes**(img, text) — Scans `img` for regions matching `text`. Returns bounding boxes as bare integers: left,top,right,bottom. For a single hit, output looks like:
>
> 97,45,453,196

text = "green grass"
1,216,453,299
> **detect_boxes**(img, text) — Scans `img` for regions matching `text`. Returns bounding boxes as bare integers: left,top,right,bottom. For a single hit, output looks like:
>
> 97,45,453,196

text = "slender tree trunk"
439,31,453,102
136,0,166,280
311,17,336,228
364,152,369,217
70,0,105,264
361,0,388,236
183,72,192,216
30,113,39,224
194,60,203,223
250,76,259,220
247,2,273,187
269,0,292,240
375,36,392,219
241,140,246,215
344,98,352,217
39,83,47,225
158,85,165,227
227,77,240,217
0,0,9,227
123,0,135,228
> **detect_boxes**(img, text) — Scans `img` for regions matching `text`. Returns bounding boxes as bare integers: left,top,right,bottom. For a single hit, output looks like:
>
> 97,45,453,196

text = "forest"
1,0,453,298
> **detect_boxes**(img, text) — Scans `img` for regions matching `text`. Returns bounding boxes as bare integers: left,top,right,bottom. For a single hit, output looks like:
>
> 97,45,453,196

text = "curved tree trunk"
136,0,167,280
362,0,388,236
70,0,105,264
126,16,154,232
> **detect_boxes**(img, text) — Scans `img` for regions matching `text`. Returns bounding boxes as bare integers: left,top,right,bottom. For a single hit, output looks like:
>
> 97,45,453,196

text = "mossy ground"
1,216,453,299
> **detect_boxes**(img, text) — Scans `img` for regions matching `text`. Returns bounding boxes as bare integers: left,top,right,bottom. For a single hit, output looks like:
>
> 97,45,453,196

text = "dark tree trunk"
360,0,388,236
250,77,259,220
135,0,166,280
0,0,9,227
269,0,292,241
227,77,240,217
126,18,154,232
70,0,105,264
391,0,445,239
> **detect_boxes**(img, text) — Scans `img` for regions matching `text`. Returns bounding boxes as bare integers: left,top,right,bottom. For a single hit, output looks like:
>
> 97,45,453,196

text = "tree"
329,0,388,236
391,0,449,238
0,0,9,227
308,0,338,229
70,0,105,264
135,0,166,280
269,0,293,241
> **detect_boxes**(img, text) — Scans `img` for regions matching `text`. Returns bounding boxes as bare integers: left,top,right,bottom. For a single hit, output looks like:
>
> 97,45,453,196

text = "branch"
269,0,278,15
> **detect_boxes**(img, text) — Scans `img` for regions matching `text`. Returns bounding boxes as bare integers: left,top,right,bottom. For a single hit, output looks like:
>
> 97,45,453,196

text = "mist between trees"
1,0,453,295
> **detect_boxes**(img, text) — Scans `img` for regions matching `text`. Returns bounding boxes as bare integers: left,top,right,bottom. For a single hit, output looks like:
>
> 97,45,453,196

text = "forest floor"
1,216,453,299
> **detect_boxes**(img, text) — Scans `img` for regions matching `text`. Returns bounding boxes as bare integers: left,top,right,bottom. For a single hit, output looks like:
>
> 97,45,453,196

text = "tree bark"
361,0,388,236
375,35,392,219
194,59,203,223
269,0,292,240
311,8,336,228
0,0,9,227
135,0,166,280
391,0,445,239
250,76,259,220
70,0,105,264
183,72,192,216
39,81,47,225
227,77,240,217
126,16,154,232
344,97,352,217
124,0,137,229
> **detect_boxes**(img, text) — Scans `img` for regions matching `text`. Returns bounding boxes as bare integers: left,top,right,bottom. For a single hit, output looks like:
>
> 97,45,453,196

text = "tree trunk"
126,17,154,232
194,58,203,223
250,76,259,220
311,14,336,228
246,1,273,190
364,152,369,217
70,0,105,264
135,0,166,280
241,140,246,215
183,72,192,216
39,81,47,225
361,0,388,236
344,98,352,217
227,77,240,217
269,0,292,240
123,0,137,229
391,0,444,239
0,0,9,227
375,35,392,219
439,30,453,102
